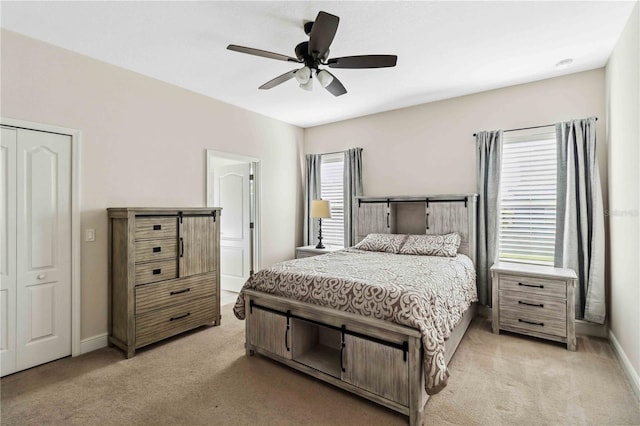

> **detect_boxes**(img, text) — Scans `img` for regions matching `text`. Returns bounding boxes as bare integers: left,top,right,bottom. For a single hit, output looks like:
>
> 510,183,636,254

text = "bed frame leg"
408,336,425,426
244,295,254,356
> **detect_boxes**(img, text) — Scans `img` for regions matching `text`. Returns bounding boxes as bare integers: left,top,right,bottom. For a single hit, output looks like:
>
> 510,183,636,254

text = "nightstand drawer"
499,274,566,298
499,290,567,321
500,309,567,338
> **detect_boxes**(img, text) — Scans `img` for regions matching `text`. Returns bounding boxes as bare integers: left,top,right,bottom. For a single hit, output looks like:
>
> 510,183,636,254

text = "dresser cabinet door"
342,334,409,406
179,216,216,277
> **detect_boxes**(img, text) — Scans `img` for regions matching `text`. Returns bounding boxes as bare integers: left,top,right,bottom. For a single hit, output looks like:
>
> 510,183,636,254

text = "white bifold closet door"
1,125,72,377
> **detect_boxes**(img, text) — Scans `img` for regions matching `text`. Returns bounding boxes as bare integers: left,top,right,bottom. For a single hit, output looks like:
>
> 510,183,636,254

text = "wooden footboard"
243,289,476,425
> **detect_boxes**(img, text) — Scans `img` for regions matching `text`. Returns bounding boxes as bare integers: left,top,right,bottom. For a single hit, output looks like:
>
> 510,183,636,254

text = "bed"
234,194,478,425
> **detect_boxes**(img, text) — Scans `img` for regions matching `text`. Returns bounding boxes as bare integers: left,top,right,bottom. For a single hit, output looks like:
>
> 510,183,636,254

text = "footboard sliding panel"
243,289,429,425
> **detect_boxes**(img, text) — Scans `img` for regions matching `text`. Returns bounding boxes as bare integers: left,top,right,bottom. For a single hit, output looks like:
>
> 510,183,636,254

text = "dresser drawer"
500,308,567,338
499,290,567,321
135,273,217,315
498,274,566,298
135,217,178,240
135,297,217,348
135,259,178,285
135,238,177,263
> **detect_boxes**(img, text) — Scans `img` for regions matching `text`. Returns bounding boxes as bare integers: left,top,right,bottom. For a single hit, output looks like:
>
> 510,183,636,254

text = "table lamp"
310,199,331,249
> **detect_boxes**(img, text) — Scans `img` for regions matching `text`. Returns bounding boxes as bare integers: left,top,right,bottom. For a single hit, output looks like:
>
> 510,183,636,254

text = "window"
320,153,345,247
498,128,557,266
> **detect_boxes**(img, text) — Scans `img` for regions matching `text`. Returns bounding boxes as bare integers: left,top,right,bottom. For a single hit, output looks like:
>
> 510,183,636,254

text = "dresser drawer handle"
152,268,162,275
153,246,162,253
518,319,544,327
170,288,191,296
170,312,190,321
153,225,162,230
518,301,544,308
518,282,544,289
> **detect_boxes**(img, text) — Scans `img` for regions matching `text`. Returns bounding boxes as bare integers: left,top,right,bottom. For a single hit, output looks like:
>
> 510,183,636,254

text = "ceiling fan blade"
308,11,339,59
258,69,298,90
227,44,300,63
322,71,347,97
327,55,398,69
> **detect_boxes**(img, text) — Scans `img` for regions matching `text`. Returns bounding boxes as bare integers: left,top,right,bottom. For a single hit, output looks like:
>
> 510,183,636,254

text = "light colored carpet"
1,301,639,425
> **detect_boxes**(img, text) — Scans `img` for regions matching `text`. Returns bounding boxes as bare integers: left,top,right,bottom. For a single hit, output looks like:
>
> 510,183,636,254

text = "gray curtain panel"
344,148,363,247
304,154,322,246
555,117,605,323
476,130,503,306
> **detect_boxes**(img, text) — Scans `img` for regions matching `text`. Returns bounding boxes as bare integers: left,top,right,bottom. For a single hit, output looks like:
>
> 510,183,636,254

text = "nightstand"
295,245,343,259
491,261,577,351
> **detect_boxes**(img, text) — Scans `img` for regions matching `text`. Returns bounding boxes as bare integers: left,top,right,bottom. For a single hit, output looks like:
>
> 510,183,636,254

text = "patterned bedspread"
233,248,477,395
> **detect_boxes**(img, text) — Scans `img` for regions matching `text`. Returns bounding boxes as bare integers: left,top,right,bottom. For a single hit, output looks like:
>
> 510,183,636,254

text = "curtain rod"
312,147,364,156
472,117,598,137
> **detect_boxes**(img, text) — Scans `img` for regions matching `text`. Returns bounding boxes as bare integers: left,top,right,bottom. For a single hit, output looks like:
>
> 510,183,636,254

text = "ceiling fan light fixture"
295,66,311,84
317,70,334,88
300,70,314,91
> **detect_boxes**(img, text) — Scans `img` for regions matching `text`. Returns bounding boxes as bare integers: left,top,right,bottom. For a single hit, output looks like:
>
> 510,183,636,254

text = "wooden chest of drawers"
491,261,577,351
108,208,221,358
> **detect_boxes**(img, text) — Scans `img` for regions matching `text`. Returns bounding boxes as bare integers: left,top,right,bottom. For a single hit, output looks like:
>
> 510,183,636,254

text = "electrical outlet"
85,229,96,242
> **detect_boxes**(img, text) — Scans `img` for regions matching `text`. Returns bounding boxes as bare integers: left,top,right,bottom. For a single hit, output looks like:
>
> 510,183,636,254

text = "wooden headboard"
354,194,478,266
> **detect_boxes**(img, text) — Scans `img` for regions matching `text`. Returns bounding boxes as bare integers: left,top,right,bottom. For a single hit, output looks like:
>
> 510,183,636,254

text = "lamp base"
315,241,325,249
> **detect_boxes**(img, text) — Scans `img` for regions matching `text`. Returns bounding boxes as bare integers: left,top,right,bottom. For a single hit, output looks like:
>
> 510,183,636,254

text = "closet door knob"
37,274,46,280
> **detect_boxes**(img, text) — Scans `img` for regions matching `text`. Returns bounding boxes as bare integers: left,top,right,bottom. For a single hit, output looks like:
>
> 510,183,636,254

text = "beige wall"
1,30,304,340
606,2,640,387
304,69,607,199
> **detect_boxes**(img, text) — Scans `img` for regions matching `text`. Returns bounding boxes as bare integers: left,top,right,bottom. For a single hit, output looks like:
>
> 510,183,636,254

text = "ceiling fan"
227,11,397,96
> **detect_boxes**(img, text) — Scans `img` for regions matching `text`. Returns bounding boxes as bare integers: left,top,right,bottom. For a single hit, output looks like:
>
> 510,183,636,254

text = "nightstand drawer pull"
518,282,544,289
153,224,162,230
152,246,162,253
518,319,544,326
152,268,162,275
170,312,190,321
170,288,190,296
518,300,544,308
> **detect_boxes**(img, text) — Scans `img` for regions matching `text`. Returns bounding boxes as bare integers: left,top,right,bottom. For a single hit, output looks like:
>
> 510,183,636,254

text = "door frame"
1,117,82,357
205,149,262,275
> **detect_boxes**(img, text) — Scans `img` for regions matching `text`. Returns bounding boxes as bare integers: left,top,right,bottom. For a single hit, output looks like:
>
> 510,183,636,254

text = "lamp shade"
310,200,331,219
317,70,334,88
295,66,311,84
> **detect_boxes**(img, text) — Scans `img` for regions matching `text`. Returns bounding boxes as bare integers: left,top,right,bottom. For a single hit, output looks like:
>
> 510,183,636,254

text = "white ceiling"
1,1,636,128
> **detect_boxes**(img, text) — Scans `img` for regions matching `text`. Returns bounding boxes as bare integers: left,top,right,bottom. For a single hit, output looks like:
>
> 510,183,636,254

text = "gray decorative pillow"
398,233,461,257
353,233,408,253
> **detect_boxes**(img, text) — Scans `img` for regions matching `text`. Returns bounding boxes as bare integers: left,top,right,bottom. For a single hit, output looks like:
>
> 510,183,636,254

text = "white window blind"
498,128,557,266
320,153,345,247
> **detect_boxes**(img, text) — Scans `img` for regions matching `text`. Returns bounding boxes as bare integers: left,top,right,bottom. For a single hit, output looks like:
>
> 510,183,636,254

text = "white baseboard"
79,333,109,355
609,330,640,400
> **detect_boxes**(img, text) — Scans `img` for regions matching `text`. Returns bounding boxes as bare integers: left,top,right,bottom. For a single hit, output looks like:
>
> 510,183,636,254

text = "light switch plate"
85,229,96,242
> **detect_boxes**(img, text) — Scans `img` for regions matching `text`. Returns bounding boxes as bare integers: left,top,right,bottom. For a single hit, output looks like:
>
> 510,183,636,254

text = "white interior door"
214,163,251,292
1,126,72,376
1,127,18,375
